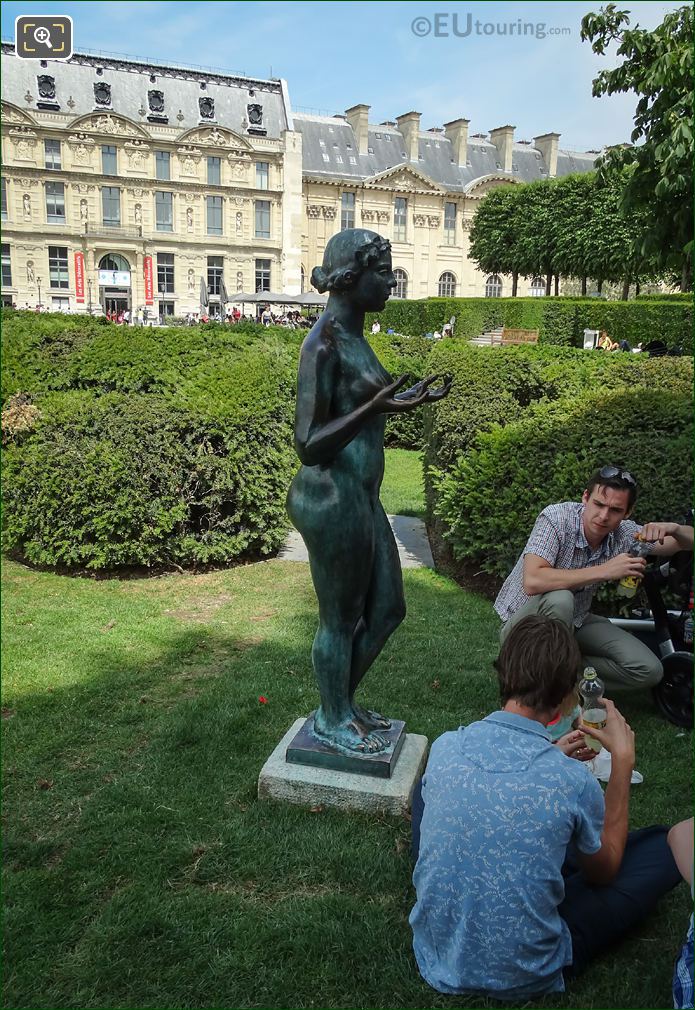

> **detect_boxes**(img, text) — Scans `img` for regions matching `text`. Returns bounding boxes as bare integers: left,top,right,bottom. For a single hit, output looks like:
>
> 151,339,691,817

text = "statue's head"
311,229,395,310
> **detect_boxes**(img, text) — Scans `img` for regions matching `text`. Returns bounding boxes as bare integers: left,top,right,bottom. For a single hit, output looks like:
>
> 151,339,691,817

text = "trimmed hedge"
368,297,692,351
433,388,692,582
2,314,299,571
422,340,693,531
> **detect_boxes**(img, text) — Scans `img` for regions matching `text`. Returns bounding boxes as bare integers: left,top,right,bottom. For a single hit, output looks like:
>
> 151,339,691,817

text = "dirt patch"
164,594,235,622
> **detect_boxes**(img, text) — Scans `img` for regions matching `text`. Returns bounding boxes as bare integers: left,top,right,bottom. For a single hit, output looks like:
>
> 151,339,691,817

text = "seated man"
410,615,684,1001
494,465,693,691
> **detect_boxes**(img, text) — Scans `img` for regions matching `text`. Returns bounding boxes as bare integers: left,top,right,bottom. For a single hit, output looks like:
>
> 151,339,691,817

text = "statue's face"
352,250,396,312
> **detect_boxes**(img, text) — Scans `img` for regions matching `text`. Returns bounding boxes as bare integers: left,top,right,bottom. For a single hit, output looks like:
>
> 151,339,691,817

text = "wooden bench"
501,327,539,346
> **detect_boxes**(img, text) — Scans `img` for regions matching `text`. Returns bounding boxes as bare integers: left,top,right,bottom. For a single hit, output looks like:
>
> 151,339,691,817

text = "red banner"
74,251,85,303
143,255,154,305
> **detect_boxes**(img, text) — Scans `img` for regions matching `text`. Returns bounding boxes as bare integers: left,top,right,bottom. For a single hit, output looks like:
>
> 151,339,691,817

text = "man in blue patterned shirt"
410,616,684,1000
494,466,693,691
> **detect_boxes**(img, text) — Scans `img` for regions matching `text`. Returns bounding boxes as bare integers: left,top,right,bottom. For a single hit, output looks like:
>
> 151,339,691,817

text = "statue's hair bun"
311,266,329,293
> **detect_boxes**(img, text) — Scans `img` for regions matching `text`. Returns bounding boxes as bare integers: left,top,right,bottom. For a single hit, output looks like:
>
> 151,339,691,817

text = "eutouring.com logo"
410,13,571,40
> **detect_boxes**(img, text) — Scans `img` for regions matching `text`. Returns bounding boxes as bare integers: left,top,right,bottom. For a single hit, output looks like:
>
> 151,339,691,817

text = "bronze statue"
287,230,452,757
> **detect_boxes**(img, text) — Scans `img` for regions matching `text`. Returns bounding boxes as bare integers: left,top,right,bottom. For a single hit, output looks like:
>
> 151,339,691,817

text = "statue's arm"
294,338,375,467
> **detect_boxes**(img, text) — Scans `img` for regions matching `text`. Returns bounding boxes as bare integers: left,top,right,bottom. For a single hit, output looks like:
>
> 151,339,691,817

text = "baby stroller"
609,530,693,728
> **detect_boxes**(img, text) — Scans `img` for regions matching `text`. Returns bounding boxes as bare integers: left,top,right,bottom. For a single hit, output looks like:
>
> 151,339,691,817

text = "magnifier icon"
33,26,52,48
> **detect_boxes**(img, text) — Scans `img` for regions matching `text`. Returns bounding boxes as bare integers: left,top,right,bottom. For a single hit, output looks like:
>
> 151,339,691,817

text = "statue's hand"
423,373,453,402
393,373,453,404
372,374,431,414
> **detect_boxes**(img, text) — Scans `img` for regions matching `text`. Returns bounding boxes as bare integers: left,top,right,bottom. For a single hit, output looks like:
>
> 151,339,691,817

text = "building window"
45,139,61,170
438,272,456,297
394,197,407,242
48,246,69,289
155,191,173,232
393,268,408,299
101,145,117,175
255,200,270,239
155,151,170,181
207,195,223,235
159,300,175,321
341,192,355,231
157,252,175,294
1,178,7,221
300,265,305,294
255,258,271,292
485,274,503,298
207,156,221,186
1,244,11,287
207,256,223,296
529,275,545,297
45,181,65,223
444,202,456,245
101,186,121,227
51,296,70,311
256,161,269,190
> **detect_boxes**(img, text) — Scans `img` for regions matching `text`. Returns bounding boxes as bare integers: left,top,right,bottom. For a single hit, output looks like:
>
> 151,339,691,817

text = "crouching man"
409,616,684,1001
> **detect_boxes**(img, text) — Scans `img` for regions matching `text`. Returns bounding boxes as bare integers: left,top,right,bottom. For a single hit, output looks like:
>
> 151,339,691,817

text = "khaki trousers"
499,590,663,692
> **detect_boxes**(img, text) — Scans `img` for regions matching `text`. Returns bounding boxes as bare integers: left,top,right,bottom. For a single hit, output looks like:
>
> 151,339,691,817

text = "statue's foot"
351,701,392,732
313,710,387,754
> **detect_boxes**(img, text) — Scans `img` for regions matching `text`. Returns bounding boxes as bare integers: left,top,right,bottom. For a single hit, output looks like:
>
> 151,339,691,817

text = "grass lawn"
381,448,426,520
2,554,692,1010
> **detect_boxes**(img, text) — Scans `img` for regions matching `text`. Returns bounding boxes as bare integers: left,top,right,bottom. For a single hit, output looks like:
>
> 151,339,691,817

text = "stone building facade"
1,44,598,315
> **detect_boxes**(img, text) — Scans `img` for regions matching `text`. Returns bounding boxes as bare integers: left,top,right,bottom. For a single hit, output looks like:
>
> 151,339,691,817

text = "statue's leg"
349,503,405,730
301,498,388,755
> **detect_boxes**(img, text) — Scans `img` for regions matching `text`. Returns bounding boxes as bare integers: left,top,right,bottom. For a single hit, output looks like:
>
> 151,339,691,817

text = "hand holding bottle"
579,699,635,768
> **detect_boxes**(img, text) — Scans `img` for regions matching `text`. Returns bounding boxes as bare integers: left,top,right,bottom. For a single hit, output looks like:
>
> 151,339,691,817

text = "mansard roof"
0,43,290,139
294,113,599,192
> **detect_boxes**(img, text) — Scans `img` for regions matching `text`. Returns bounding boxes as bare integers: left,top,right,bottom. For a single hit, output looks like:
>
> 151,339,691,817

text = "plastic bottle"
616,534,651,599
579,666,606,753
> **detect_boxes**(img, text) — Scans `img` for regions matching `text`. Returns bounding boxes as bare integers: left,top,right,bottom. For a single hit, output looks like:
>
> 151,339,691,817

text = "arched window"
300,265,306,294
438,271,456,297
99,253,131,273
529,275,545,297
393,268,408,300
485,273,503,298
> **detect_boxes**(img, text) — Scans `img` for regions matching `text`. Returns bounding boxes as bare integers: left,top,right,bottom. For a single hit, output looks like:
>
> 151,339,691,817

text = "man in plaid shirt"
494,466,693,691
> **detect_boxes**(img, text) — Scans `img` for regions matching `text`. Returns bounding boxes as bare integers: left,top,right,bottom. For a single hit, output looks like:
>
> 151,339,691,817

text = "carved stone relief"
186,207,193,232
22,193,31,220
322,206,337,220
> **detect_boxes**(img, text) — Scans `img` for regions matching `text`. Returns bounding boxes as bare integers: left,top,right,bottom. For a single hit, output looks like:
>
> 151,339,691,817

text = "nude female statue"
287,230,452,756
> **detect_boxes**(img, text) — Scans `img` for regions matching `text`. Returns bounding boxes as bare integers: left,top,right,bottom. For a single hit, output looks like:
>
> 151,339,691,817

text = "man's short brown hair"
494,615,582,712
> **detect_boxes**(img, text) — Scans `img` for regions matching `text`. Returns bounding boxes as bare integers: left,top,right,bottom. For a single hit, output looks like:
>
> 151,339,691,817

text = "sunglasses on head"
599,465,636,486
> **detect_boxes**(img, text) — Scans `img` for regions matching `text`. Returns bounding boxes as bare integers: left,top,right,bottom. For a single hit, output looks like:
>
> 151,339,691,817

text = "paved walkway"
278,514,434,569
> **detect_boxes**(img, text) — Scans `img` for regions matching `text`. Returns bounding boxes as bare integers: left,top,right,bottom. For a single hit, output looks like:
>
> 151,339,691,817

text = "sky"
0,0,682,149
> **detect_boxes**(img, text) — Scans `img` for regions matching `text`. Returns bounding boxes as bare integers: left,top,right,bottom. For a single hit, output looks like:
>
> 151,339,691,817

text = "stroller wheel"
652,652,693,729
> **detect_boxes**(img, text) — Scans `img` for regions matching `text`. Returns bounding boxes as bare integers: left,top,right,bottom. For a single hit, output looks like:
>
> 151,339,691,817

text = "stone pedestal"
258,718,428,815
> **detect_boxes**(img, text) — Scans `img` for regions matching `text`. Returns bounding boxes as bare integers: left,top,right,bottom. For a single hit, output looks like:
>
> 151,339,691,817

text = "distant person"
371,320,381,334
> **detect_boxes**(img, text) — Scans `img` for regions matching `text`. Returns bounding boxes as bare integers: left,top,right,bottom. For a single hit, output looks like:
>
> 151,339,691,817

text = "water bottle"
616,534,651,599
579,666,606,753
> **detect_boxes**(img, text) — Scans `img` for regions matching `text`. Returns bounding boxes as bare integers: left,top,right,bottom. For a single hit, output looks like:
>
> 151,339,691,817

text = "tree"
581,4,694,289
512,181,559,294
468,184,522,295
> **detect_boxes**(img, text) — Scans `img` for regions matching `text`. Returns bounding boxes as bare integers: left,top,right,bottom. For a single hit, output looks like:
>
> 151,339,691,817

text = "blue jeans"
410,780,682,978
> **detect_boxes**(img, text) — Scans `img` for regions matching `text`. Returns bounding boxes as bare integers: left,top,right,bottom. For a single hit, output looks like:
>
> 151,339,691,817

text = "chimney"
489,124,515,173
396,110,421,162
345,104,370,156
444,117,469,167
533,132,560,177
